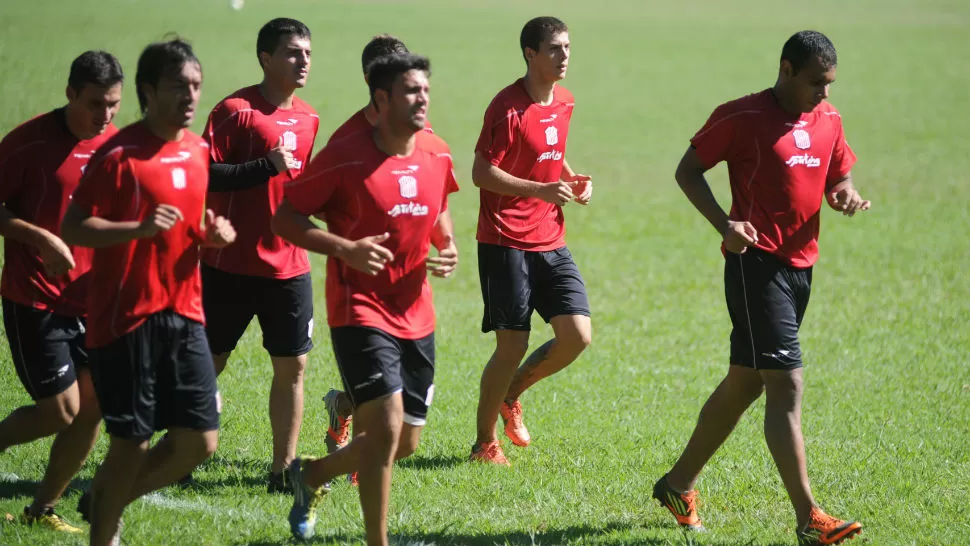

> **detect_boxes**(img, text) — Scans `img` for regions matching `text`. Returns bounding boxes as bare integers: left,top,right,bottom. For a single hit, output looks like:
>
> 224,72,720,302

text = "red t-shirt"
327,107,434,145
285,130,459,339
691,89,856,268
474,79,574,251
202,86,319,278
0,109,117,316
71,123,209,348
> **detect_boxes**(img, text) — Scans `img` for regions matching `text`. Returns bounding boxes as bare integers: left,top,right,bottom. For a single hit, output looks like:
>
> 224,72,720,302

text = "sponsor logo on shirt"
537,150,563,163
792,129,811,150
540,114,558,123
398,175,418,198
159,151,193,164
387,202,429,217
785,154,821,168
276,118,300,126
545,126,559,146
785,120,808,128
73,153,92,159
171,167,187,189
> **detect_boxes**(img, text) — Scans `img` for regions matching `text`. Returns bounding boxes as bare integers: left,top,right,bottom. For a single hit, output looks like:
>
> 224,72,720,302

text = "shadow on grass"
395,453,467,471
238,519,792,545
0,477,91,500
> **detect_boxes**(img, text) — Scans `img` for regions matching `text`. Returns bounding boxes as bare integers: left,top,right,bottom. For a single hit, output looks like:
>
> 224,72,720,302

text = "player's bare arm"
428,209,458,278
201,209,237,248
826,173,870,216
0,205,76,277
561,159,592,205
60,202,183,248
675,146,758,254
473,152,573,206
272,198,393,275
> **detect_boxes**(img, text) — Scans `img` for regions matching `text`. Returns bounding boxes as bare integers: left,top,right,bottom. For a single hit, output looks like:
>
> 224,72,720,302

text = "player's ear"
374,88,389,112
258,51,272,71
65,85,77,103
779,59,794,80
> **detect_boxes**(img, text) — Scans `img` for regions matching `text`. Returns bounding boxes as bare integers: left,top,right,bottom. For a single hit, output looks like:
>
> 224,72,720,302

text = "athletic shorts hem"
402,413,426,427
482,323,532,333
265,343,313,359
541,309,592,323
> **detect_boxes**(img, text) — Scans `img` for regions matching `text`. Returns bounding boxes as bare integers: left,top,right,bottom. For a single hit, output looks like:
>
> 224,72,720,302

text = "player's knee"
495,337,529,363
395,437,419,459
42,392,80,430
559,328,591,357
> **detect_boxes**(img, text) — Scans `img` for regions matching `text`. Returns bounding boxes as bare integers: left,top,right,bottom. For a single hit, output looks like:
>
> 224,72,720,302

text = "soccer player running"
470,16,593,465
200,18,318,492
273,53,458,545
0,51,123,534
652,31,867,545
60,38,236,546
320,34,434,460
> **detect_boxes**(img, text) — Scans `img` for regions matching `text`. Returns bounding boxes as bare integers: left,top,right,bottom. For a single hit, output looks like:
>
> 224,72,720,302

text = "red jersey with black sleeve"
327,107,434,145
284,130,459,339
690,89,857,267
0,109,117,316
71,123,209,348
202,85,319,278
474,78,574,252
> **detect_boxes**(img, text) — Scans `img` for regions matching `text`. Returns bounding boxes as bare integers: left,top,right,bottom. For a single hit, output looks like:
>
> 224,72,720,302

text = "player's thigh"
201,265,257,355
88,318,158,441
157,315,220,434
724,249,803,370
400,332,435,427
532,246,591,325
255,273,314,358
478,243,533,333
330,326,404,411
2,298,82,401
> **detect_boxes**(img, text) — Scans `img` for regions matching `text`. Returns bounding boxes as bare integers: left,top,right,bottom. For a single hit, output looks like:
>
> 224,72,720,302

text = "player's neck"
141,117,184,142
373,124,416,158
770,84,801,115
63,104,90,141
363,104,379,126
523,73,556,106
258,81,296,109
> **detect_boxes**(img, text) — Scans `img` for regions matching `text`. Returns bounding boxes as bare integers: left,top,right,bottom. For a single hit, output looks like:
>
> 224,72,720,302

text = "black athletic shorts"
201,264,314,357
478,243,590,333
330,326,435,426
724,247,813,370
2,298,87,400
89,311,220,441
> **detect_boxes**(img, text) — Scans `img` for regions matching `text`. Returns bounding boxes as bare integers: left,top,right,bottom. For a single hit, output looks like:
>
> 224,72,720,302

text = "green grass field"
1,0,969,544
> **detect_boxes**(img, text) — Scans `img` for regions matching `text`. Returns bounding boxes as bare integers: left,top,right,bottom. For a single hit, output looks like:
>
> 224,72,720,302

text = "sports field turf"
0,0,968,544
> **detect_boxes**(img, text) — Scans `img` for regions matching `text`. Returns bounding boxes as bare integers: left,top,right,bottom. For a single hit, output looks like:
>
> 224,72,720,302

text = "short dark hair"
366,53,431,110
257,18,311,67
781,30,837,75
68,51,124,93
520,16,568,62
135,37,201,112
361,34,409,75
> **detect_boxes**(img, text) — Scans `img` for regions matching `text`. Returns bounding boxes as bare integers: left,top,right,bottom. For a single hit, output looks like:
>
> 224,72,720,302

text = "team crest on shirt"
171,167,187,189
282,131,298,150
398,175,418,198
545,126,559,146
792,129,811,150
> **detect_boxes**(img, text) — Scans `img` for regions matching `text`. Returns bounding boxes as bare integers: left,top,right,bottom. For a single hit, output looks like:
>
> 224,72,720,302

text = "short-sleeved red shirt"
474,79,574,251
0,109,117,316
691,89,856,267
202,86,319,278
71,123,209,347
327,107,433,145
285,130,458,339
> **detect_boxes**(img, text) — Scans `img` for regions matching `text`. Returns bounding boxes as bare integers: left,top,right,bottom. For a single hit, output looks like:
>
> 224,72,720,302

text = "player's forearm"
472,159,543,198
431,210,455,250
60,206,144,248
676,167,729,236
272,201,352,257
0,206,57,248
561,159,576,180
208,159,277,192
